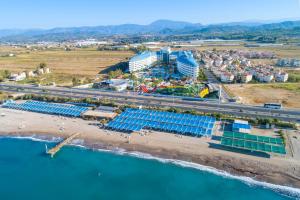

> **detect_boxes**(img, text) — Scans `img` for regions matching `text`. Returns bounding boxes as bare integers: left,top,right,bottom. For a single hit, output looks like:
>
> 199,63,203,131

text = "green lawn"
287,70,300,83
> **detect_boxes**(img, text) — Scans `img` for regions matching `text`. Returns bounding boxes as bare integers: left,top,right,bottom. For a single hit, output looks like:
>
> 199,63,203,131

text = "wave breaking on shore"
1,135,300,199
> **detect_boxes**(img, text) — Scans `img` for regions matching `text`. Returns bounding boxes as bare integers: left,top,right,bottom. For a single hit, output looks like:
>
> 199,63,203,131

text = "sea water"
0,137,299,200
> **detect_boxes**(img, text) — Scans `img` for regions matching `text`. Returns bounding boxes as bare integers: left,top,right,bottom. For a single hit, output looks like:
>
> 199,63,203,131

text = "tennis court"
221,131,286,155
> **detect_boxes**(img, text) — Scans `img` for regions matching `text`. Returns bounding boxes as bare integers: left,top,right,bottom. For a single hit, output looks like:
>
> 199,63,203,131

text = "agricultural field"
226,83,300,108
0,91,8,101
0,45,134,78
195,44,300,58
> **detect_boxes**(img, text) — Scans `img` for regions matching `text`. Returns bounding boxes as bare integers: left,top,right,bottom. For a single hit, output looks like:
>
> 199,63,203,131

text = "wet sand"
1,108,300,188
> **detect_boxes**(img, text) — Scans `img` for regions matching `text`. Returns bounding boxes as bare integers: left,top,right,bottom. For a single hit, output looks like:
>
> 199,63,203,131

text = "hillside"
0,20,299,43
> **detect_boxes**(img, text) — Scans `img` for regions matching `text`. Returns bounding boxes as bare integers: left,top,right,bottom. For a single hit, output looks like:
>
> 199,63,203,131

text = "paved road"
1,83,300,122
203,68,231,102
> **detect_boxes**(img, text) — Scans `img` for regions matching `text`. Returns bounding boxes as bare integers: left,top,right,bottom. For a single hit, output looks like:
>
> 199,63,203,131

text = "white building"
27,71,36,77
9,72,26,81
277,58,300,67
214,59,223,67
292,59,300,67
220,72,234,83
176,51,199,80
44,68,51,74
241,73,253,83
275,72,289,82
37,68,44,75
256,73,274,83
94,79,129,91
129,51,158,72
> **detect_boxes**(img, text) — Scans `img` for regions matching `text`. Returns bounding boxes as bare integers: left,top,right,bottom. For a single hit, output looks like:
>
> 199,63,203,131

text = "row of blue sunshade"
2,100,88,117
106,108,216,136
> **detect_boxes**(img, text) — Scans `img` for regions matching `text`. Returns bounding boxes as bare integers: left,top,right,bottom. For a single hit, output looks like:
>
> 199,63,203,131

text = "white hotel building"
176,51,199,80
129,48,200,80
128,51,158,72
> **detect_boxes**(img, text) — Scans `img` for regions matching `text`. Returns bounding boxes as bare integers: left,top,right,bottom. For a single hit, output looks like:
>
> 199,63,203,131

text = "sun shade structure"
221,131,286,155
2,100,88,117
106,108,216,137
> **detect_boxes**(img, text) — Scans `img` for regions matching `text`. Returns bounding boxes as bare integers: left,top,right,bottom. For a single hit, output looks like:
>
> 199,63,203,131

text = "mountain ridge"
0,19,299,43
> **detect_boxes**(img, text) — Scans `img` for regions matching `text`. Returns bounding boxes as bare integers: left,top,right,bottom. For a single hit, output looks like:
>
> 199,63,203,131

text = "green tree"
72,77,81,86
38,62,47,69
198,69,207,81
0,70,10,82
108,69,123,79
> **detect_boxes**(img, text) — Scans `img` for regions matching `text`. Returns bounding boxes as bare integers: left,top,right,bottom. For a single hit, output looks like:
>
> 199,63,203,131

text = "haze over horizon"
0,0,300,29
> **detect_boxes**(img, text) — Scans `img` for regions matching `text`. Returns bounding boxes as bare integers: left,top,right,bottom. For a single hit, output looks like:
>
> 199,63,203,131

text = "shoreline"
1,108,300,190
1,130,300,190
1,132,300,198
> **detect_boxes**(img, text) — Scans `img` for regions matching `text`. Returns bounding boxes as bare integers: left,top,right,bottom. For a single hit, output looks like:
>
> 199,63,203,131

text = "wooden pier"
47,133,80,158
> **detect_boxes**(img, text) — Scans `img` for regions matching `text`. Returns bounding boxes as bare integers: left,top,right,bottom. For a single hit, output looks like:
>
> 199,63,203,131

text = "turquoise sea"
0,137,299,200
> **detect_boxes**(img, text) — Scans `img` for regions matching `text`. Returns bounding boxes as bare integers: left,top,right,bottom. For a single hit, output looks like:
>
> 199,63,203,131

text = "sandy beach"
1,107,300,188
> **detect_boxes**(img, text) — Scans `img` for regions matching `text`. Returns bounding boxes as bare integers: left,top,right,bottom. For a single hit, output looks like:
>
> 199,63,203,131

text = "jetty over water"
47,133,80,158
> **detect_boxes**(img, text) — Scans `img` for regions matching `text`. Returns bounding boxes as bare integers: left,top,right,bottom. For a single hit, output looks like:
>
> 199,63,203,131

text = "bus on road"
264,103,282,110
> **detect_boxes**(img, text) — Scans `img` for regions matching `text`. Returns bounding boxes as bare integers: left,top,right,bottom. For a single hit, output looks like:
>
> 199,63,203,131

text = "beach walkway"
47,133,80,158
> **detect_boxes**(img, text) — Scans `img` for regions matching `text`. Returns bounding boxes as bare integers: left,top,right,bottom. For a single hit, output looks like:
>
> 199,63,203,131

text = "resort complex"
1,99,291,158
176,51,199,80
129,47,199,80
128,51,158,72
1,0,300,198
0,43,299,198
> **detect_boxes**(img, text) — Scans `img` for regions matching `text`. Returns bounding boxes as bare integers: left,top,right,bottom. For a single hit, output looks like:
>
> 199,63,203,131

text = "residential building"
292,59,300,67
37,68,44,75
275,72,289,82
256,73,274,83
240,73,253,83
277,58,300,67
9,72,26,81
44,68,51,74
220,72,234,83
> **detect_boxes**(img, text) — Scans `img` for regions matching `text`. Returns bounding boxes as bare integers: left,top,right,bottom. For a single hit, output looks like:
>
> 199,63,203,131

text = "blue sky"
0,0,299,29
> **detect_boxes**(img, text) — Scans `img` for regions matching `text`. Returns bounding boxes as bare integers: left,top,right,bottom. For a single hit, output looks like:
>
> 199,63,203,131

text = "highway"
1,83,300,122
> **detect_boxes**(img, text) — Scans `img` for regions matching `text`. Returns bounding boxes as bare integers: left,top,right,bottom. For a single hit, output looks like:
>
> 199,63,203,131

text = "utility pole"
219,85,222,104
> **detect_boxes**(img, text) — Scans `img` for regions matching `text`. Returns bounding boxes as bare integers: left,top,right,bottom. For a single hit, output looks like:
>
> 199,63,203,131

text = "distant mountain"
0,20,202,42
0,19,299,43
148,20,201,29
